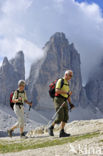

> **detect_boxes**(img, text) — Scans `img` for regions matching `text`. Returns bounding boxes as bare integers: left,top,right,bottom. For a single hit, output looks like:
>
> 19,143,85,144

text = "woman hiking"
7,80,32,138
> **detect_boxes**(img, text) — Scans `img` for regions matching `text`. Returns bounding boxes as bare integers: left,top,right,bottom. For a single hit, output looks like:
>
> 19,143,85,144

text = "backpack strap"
60,78,69,88
15,90,24,108
16,90,19,99
16,90,25,99
60,78,64,89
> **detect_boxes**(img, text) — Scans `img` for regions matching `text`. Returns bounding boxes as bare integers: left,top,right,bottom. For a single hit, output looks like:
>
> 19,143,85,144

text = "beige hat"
18,80,26,86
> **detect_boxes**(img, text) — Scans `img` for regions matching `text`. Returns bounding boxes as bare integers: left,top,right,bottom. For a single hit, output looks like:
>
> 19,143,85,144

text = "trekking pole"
46,101,65,128
29,105,31,111
29,101,32,111
25,102,32,120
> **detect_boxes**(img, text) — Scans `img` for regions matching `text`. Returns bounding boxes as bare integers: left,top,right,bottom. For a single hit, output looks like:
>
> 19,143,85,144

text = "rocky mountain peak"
0,51,25,106
10,50,25,79
2,57,9,66
50,32,67,42
27,32,82,109
84,56,103,112
44,32,69,51
15,50,24,59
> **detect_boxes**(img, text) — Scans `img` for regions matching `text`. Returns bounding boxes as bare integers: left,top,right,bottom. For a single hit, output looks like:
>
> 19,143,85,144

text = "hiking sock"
7,129,13,137
20,132,25,136
50,125,54,129
60,129,64,132
20,132,27,138
48,125,54,136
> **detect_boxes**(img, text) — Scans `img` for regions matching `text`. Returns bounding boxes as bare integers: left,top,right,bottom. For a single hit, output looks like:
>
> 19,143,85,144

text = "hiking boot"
7,129,13,137
20,132,25,138
20,132,27,139
48,125,54,136
59,129,70,138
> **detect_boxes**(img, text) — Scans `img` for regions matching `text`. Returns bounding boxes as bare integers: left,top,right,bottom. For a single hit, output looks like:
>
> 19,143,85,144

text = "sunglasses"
69,74,73,77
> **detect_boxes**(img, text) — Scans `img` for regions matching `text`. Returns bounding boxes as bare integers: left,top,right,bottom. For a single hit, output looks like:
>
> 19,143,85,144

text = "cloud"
0,0,32,37
15,38,44,78
0,0,103,83
38,0,103,83
0,0,44,78
1,0,32,15
0,37,43,77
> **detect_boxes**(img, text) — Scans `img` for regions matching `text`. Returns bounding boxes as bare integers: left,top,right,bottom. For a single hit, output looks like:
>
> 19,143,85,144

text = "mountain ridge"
0,32,103,120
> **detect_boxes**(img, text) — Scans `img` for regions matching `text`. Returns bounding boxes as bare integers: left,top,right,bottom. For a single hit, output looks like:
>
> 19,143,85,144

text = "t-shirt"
55,78,70,98
12,89,27,104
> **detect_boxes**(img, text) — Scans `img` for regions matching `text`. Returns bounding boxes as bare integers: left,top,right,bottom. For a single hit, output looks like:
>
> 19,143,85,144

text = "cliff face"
0,51,25,106
27,32,82,109
84,58,103,112
0,32,103,118
10,51,25,79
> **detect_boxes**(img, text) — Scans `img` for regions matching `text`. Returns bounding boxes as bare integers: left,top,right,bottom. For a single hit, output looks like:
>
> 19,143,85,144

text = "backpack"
10,90,19,110
49,78,64,98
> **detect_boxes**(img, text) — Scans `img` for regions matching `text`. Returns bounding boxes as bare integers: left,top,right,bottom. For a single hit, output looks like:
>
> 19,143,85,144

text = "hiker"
48,70,74,137
7,80,32,138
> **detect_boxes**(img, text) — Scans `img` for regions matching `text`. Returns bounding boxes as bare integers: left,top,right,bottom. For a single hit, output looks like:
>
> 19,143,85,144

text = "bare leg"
7,125,17,137
20,127,24,134
10,125,17,131
52,122,55,127
60,121,65,130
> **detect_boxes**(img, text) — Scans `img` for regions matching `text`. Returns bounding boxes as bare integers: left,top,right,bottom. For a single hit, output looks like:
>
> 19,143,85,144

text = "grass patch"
0,132,99,154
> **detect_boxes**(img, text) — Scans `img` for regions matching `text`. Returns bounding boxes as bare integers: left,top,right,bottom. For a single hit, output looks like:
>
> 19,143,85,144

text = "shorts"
53,96,69,124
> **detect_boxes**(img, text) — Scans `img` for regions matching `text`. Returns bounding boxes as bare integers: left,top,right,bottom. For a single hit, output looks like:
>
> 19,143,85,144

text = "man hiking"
7,80,32,138
48,70,74,137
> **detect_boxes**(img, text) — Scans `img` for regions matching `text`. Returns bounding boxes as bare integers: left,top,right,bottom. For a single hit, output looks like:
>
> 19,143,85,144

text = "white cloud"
76,1,103,23
0,37,43,77
1,0,32,15
0,0,32,37
15,38,44,78
0,0,44,78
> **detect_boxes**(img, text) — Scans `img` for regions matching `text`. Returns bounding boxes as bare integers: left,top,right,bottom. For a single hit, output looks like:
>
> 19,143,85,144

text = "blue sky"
75,0,103,11
0,0,103,83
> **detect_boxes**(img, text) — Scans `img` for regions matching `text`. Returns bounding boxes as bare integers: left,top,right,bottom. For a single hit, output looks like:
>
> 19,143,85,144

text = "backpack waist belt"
15,103,23,105
15,103,23,109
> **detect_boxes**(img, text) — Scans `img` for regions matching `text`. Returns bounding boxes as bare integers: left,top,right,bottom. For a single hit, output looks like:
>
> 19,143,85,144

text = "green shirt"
12,89,27,104
56,78,70,98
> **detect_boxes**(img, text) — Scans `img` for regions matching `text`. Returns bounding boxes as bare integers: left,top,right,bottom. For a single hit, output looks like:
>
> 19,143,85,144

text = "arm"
24,100,32,106
68,96,75,110
68,96,72,104
12,91,22,103
56,89,72,96
55,88,68,95
12,99,19,103
56,79,73,95
24,92,32,106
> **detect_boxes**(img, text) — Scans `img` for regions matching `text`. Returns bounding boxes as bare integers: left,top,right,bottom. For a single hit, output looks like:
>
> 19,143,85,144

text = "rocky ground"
0,119,103,156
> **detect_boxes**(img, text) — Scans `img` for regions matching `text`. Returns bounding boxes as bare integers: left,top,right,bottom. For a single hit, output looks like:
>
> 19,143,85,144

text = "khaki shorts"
54,97,69,124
